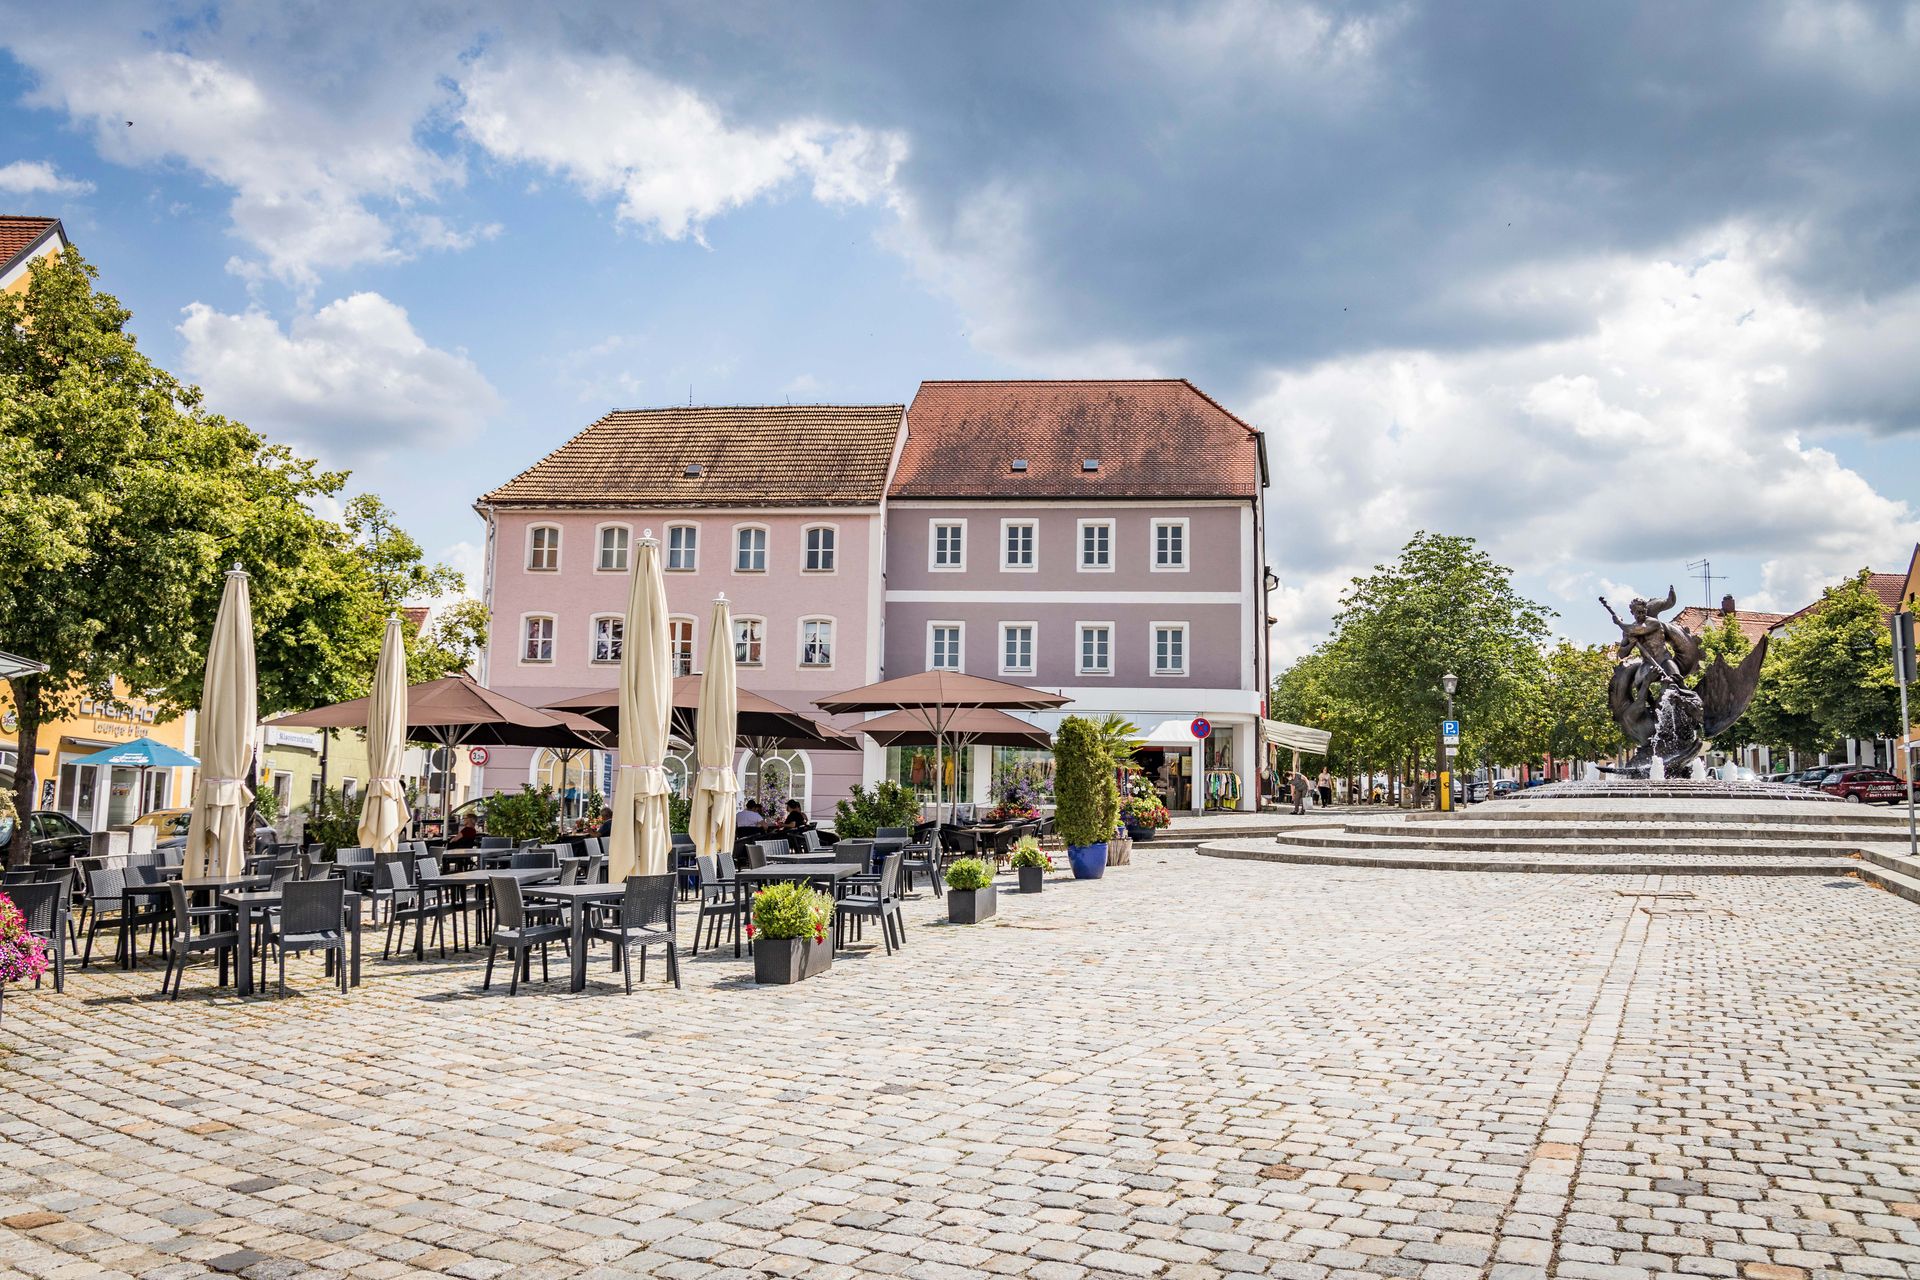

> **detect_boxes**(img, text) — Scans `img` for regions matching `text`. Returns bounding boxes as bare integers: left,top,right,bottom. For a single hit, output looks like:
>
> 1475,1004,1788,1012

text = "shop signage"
468,746,490,766
1189,717,1212,740
265,727,323,751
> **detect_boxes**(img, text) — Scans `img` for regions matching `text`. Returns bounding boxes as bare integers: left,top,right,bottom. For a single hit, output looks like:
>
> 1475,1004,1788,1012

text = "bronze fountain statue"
1598,587,1767,776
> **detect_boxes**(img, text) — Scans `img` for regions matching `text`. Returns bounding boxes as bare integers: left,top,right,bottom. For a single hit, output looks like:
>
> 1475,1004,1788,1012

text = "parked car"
1790,766,1842,788
1821,768,1906,805
145,805,276,855
1489,779,1521,799
0,809,93,871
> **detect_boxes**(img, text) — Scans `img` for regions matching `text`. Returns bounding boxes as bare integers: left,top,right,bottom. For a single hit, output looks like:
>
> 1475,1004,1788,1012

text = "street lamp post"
1438,672,1458,813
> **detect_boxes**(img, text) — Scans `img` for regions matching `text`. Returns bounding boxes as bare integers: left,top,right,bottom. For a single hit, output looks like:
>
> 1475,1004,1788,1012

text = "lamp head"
1440,672,1458,696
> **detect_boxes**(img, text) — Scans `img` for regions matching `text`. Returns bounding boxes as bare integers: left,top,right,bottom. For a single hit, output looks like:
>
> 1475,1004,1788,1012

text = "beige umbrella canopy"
546,678,851,750
184,566,257,878
357,617,411,853
609,533,671,882
854,707,1052,750
687,596,739,860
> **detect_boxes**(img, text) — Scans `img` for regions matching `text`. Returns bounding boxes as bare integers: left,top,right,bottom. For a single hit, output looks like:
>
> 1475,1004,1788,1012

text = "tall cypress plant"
1053,716,1119,849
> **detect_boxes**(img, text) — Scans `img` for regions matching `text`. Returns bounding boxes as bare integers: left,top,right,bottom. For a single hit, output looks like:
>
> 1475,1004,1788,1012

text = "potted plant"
1009,836,1052,893
0,891,52,1022
1121,789,1170,842
945,857,997,923
748,880,834,984
1053,717,1119,879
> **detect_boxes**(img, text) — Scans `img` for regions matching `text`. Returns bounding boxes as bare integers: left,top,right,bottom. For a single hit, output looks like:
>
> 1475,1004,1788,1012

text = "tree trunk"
8,678,41,866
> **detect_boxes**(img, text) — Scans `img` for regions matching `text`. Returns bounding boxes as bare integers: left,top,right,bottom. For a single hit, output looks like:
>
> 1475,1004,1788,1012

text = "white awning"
1141,719,1203,747
1261,718,1330,753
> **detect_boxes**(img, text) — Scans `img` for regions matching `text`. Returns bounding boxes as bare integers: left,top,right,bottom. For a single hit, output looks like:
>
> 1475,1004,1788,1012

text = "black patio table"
732,863,861,957
221,888,363,997
120,874,269,969
522,882,626,992
419,867,561,958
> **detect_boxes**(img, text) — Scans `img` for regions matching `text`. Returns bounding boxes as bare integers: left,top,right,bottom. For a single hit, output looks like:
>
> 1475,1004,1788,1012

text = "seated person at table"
595,806,613,838
736,799,765,830
447,820,480,849
782,799,810,829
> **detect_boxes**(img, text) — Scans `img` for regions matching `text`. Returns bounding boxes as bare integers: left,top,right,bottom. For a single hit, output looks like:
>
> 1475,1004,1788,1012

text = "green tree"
1053,716,1120,848
344,495,488,682
1765,571,1900,746
0,249,388,860
1740,628,1828,756
1532,641,1624,766
1693,615,1756,752
409,597,491,684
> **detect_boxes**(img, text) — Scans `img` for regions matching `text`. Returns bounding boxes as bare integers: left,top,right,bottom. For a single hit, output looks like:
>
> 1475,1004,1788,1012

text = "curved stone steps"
1409,804,1908,828
1331,820,1901,846
1205,839,1859,875
1269,830,1877,859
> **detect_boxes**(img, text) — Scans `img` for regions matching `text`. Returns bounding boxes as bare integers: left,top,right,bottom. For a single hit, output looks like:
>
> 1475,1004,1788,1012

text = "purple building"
883,380,1272,813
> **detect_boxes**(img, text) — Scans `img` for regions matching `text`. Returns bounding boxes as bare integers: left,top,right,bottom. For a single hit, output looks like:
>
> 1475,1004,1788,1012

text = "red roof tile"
480,405,905,508
0,216,63,275
891,379,1263,500
1672,605,1784,644
1776,572,1907,628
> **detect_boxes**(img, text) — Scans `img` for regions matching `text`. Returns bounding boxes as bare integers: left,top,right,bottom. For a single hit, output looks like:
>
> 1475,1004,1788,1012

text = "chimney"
1719,594,1736,617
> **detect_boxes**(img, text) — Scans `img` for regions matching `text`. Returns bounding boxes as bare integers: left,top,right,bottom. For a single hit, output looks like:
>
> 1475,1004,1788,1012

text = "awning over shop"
1261,718,1330,754
1140,719,1205,748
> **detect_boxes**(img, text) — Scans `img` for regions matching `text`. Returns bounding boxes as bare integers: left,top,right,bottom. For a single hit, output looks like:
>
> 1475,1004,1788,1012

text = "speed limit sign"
468,746,489,766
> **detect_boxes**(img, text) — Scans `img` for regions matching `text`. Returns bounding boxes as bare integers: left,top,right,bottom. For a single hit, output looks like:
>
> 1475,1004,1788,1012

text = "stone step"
1268,831,1878,859
1336,821,1897,845
1417,804,1907,827
1202,840,1861,876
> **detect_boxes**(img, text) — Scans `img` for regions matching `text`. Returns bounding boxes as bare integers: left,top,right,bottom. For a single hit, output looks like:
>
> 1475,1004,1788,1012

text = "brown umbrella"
818,673,1069,829
270,675,605,828
545,677,855,751
854,707,1051,750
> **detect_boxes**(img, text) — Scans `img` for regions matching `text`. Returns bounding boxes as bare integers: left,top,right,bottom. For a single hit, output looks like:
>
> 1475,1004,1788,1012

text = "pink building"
475,405,905,818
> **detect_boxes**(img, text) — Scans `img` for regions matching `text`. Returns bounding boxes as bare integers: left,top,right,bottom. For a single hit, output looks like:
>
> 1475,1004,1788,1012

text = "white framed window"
1151,622,1188,676
595,524,630,573
590,614,623,664
666,523,699,572
1077,622,1113,675
734,616,766,666
521,614,556,664
668,616,695,676
799,617,835,668
1151,518,1189,572
803,525,838,573
1000,622,1036,676
1001,520,1037,572
928,621,964,671
929,520,967,571
1077,519,1114,572
527,525,561,572
734,525,768,573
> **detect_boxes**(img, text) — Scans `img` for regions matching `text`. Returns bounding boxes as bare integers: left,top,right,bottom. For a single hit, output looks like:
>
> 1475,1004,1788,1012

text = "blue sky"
3,1,1917,662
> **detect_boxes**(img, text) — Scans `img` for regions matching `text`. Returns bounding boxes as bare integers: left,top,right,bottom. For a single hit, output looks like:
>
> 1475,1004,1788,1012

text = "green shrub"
945,856,995,891
304,787,364,853
833,780,920,838
1009,836,1051,870
668,791,691,834
1053,716,1119,848
485,784,561,845
750,879,833,941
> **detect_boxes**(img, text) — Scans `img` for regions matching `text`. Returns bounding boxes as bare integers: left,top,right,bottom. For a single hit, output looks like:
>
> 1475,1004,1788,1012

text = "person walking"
1289,769,1308,816
1317,768,1333,809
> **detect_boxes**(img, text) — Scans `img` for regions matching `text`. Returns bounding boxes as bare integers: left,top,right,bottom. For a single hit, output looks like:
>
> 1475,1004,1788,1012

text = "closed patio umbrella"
357,617,411,853
687,596,739,862
185,566,257,878
609,533,671,882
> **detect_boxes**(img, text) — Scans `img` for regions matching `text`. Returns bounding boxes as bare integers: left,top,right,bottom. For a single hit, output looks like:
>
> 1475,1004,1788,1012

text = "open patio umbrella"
609,533,671,881
687,596,739,863
269,675,604,830
853,707,1051,750
185,566,257,878
65,736,200,819
357,617,411,853
817,672,1070,832
545,678,848,749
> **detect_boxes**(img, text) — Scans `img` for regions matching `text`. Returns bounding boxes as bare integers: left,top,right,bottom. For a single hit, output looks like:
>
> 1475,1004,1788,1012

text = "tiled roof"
480,405,905,508
0,216,63,275
1775,572,1907,629
1672,605,1784,644
891,379,1263,500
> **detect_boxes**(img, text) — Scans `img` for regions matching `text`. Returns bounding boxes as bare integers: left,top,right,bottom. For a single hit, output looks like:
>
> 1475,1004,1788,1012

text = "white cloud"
177,293,500,460
1254,224,1920,661
457,50,907,243
0,159,93,196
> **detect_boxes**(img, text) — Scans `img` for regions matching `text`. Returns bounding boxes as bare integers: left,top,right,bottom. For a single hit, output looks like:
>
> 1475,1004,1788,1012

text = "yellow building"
0,680,197,830
1898,543,1919,783
1,214,68,296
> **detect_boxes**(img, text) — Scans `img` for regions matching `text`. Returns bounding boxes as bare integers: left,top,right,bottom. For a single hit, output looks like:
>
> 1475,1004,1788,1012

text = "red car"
1821,768,1907,805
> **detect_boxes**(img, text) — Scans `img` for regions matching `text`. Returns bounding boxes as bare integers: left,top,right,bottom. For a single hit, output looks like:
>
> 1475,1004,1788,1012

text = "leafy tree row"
1,250,487,860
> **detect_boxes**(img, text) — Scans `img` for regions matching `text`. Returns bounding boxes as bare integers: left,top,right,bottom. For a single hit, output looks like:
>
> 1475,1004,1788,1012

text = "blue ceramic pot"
1067,842,1108,879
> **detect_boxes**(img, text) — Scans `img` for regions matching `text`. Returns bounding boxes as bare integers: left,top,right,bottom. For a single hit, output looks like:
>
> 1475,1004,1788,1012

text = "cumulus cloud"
177,293,500,460
0,159,92,195
456,49,906,242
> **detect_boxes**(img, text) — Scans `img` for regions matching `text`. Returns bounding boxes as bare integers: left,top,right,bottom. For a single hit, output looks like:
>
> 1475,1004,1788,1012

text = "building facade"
0,680,196,831
883,380,1272,813
475,405,904,816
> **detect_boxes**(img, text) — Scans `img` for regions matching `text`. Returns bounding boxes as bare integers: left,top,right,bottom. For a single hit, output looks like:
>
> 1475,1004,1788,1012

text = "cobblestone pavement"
4,856,1918,1280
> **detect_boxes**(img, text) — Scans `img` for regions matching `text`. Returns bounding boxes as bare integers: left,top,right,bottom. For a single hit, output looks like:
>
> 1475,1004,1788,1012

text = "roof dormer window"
1082,458,1100,472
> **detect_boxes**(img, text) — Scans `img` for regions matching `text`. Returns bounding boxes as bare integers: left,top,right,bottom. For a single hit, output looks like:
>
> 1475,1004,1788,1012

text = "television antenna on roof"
1685,558,1723,609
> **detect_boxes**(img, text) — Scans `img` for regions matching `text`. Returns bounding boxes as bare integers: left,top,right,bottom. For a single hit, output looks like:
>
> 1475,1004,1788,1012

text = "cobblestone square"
4,856,1918,1280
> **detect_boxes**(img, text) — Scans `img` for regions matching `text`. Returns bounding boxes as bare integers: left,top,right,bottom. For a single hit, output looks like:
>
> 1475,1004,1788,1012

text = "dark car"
0,809,93,871
1788,766,1838,787
1821,768,1906,805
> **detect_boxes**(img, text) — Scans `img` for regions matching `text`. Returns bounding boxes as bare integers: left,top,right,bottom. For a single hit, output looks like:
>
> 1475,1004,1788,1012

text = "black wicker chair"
483,875,569,995
260,877,347,996
157,882,238,1000
9,878,71,992
586,874,679,991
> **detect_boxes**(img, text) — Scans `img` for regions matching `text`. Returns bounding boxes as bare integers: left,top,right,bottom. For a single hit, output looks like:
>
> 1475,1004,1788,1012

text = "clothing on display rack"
1203,769,1241,809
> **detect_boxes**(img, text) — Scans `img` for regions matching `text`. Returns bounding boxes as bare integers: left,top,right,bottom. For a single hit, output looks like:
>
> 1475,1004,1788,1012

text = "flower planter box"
947,886,997,924
753,936,832,985
1017,865,1045,894
1125,822,1160,842
1067,842,1108,879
